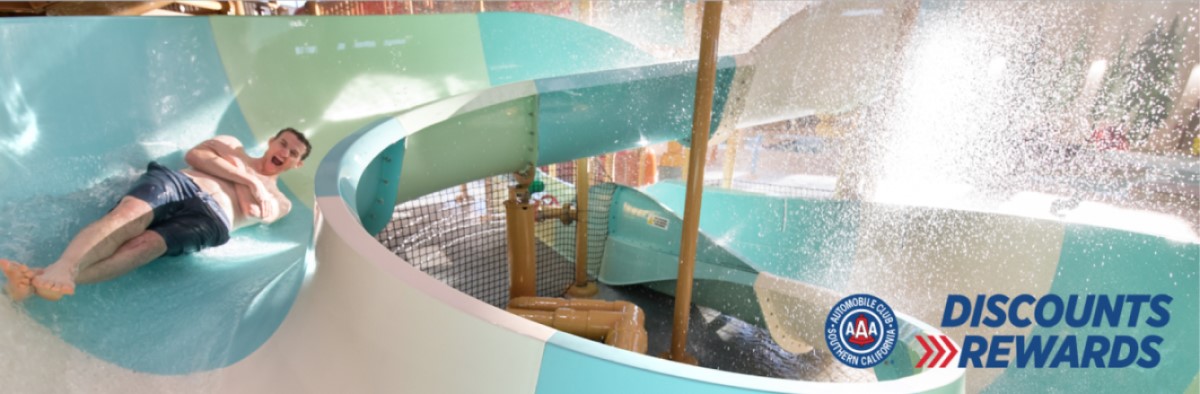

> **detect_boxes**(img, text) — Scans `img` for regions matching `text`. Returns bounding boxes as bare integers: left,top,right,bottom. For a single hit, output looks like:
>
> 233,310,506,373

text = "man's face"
261,132,306,176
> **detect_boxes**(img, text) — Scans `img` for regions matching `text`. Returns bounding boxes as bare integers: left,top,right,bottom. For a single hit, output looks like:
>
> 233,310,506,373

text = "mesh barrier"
373,151,876,382
373,141,842,308
376,158,617,308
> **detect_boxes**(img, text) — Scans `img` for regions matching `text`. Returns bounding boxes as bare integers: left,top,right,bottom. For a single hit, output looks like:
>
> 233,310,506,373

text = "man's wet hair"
275,127,312,160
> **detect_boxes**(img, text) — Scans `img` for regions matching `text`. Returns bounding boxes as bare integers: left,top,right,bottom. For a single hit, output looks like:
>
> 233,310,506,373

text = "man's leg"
32,196,155,300
75,231,168,285
1,259,39,301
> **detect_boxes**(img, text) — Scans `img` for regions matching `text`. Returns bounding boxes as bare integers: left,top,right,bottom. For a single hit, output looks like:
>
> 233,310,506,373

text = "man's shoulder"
209,135,244,147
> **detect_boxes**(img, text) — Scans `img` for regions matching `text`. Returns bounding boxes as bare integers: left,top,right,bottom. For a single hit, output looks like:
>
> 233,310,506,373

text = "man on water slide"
2,128,311,302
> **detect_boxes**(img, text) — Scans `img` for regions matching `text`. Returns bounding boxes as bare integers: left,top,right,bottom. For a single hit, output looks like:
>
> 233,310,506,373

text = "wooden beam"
44,2,173,16
177,1,223,11
143,8,190,16
0,2,48,14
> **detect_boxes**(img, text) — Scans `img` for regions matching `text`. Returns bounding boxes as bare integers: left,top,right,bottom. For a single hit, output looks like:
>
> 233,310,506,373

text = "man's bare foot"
1,259,36,302
31,263,76,302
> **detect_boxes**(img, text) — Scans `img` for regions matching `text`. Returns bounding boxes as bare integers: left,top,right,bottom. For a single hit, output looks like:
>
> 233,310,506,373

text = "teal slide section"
598,180,862,296
538,333,782,394
478,12,655,85
0,17,309,374
599,184,758,286
637,181,860,287
984,226,1199,393
535,57,737,165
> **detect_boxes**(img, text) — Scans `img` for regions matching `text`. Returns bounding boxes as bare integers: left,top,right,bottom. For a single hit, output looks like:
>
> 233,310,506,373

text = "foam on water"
0,301,222,394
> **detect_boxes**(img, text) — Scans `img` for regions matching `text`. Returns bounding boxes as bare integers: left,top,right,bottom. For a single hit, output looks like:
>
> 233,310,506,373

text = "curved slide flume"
0,9,964,394
307,42,962,394
0,12,652,389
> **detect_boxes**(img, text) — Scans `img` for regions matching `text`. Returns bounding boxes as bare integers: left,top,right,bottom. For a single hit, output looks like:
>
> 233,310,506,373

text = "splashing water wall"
857,2,1199,227
702,2,1199,393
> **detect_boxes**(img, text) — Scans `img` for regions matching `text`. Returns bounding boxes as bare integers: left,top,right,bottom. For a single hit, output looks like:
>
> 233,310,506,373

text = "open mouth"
271,157,284,166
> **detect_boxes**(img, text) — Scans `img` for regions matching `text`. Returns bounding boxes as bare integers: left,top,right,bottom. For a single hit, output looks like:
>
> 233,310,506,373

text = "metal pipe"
636,148,648,186
667,0,722,366
567,158,598,298
484,176,499,222
508,296,647,353
605,153,616,183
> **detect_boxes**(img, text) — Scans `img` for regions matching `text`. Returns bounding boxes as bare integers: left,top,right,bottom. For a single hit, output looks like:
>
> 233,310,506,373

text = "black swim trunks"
123,162,232,256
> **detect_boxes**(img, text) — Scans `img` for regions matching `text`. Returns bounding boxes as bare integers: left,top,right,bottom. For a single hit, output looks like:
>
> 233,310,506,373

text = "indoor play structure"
0,2,1195,394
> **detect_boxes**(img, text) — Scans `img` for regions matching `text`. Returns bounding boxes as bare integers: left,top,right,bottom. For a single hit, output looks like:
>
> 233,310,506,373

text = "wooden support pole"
567,158,598,298
665,0,722,366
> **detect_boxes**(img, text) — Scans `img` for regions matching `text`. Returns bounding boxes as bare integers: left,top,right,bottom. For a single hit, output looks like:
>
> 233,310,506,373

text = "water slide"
0,7,968,393
15,3,1195,393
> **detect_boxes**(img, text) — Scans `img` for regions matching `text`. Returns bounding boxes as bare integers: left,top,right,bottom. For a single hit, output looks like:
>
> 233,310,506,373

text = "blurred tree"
1092,16,1184,144
1090,34,1131,124
1052,35,1091,113
1126,16,1184,141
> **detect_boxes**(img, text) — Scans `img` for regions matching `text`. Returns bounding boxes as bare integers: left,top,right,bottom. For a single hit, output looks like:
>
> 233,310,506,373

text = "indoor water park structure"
0,1,1197,393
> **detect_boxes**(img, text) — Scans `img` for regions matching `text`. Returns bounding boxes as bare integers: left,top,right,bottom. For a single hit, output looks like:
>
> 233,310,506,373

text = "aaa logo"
825,294,899,368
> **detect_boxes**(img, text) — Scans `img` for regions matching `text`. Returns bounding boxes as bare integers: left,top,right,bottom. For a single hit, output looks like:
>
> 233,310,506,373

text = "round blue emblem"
825,294,899,368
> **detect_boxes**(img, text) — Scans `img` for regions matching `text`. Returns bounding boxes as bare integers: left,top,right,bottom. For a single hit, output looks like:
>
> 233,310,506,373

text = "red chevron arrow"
929,335,945,367
939,335,958,368
916,336,933,368
915,335,960,368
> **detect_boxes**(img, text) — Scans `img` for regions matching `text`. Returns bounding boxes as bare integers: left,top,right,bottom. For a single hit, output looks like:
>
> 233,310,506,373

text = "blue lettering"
941,294,971,327
1050,335,1079,368
1009,294,1035,328
970,294,987,327
986,335,1013,368
1035,294,1064,327
1093,295,1125,327
983,294,1009,328
1014,335,1058,368
1137,336,1162,368
1108,335,1139,368
1064,294,1095,328
1125,294,1150,327
1081,336,1110,368
1147,294,1172,327
959,335,988,368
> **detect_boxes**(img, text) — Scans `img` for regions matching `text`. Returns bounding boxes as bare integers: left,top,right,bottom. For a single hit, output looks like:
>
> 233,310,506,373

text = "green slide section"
395,96,539,205
639,181,860,287
209,15,493,204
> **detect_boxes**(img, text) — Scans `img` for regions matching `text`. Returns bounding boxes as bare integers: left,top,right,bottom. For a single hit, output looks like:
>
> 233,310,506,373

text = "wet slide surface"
0,13,659,376
0,18,310,374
